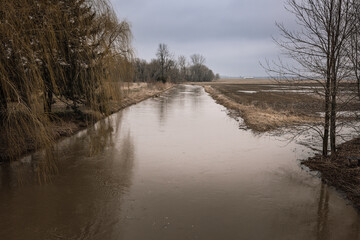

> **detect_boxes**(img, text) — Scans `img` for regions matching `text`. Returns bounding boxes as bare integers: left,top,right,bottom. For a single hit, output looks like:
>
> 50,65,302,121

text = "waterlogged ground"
208,81,360,117
1,85,360,240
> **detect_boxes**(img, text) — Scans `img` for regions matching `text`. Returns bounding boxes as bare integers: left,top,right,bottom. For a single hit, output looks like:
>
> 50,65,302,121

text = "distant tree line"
132,43,217,83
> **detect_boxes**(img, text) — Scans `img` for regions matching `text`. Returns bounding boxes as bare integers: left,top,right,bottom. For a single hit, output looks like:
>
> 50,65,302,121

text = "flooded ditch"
0,85,359,240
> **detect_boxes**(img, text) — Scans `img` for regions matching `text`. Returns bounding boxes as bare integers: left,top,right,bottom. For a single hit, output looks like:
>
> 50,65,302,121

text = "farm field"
196,79,360,132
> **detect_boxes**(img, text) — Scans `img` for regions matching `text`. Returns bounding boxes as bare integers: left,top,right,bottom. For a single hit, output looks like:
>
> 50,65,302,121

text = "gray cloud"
110,0,296,76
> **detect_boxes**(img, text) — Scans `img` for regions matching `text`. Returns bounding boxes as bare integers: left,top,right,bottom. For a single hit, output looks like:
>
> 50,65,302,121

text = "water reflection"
0,163,11,190
157,95,168,125
314,181,360,240
316,182,329,240
88,118,115,156
190,85,203,111
156,88,178,125
0,109,136,239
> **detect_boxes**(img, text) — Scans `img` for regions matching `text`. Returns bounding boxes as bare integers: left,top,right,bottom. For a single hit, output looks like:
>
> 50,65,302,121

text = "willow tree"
273,0,355,157
0,0,133,164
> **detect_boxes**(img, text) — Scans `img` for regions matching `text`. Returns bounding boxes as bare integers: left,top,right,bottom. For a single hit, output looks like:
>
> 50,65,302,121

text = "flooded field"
0,85,359,240
208,81,360,116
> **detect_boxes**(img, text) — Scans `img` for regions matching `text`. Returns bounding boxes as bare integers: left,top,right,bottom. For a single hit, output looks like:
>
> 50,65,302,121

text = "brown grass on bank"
203,85,318,132
51,82,173,137
114,82,173,110
0,82,174,162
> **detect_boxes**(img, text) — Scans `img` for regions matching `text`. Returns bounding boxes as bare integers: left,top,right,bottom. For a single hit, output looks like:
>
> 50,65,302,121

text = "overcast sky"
109,0,296,77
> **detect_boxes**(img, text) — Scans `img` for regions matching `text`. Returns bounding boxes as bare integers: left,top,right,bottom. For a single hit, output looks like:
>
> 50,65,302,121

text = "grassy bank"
202,84,318,132
50,82,173,137
0,82,173,161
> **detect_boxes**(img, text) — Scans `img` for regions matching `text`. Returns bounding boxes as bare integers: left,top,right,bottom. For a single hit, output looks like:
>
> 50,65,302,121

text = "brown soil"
303,138,360,210
196,79,359,132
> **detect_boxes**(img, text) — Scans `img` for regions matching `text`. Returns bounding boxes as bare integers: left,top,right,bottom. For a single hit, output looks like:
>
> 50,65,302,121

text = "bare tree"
156,43,173,83
348,0,360,101
132,54,216,83
269,0,355,156
190,54,206,66
190,54,208,82
178,55,187,81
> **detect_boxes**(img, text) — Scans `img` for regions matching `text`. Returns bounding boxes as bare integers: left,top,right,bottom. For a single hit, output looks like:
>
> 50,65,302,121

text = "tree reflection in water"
88,118,115,157
0,111,126,185
0,110,137,239
316,182,329,240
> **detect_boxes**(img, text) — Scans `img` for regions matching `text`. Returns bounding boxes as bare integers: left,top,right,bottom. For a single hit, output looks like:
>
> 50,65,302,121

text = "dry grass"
199,79,360,132
113,82,173,111
54,82,174,135
203,85,318,132
208,78,279,84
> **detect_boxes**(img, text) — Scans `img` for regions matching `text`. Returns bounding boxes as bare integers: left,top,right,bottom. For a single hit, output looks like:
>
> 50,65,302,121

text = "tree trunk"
0,86,7,123
44,87,53,114
323,46,331,157
323,87,330,157
329,0,342,157
330,95,336,156
330,72,337,156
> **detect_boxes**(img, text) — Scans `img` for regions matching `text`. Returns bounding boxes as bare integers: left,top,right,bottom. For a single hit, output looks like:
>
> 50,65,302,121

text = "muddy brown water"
1,85,360,240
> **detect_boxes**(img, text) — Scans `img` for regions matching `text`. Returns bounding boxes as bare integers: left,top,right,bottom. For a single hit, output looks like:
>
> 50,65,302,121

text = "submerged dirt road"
0,85,360,240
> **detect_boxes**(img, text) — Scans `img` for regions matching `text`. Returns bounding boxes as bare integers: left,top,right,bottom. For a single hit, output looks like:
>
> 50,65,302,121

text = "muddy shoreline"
302,138,360,210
